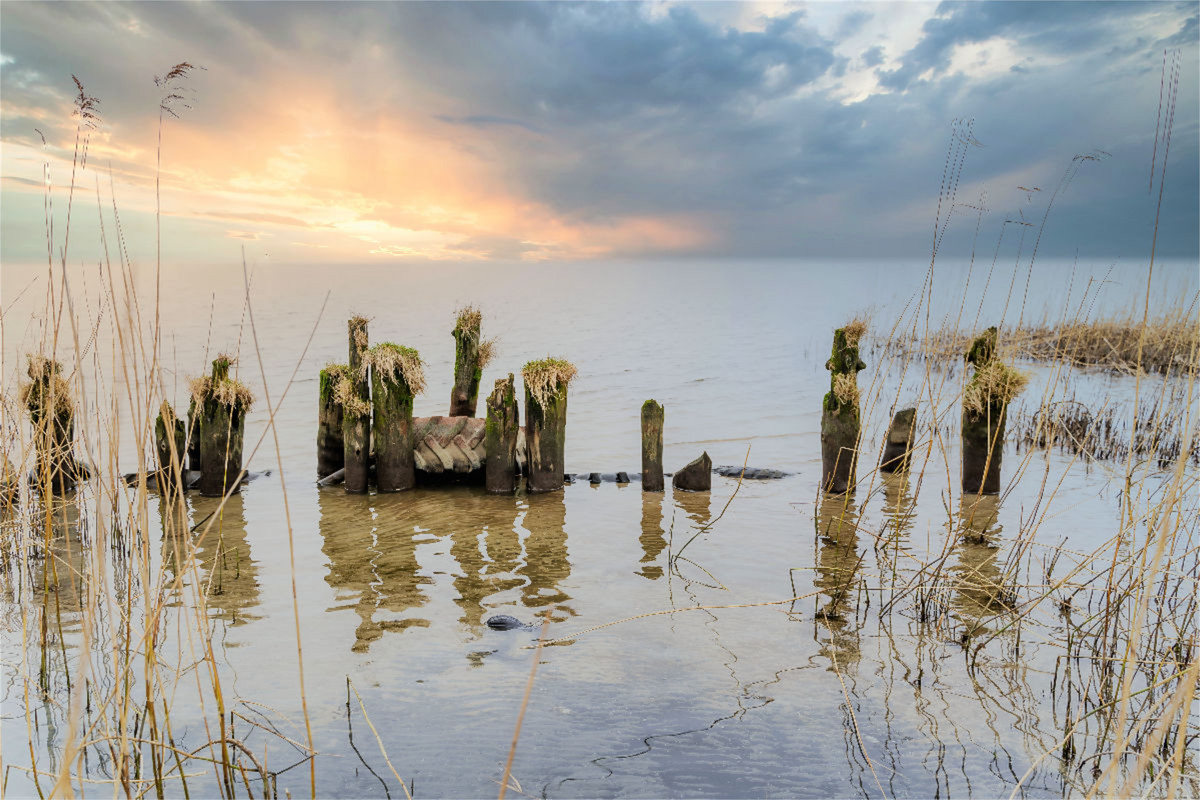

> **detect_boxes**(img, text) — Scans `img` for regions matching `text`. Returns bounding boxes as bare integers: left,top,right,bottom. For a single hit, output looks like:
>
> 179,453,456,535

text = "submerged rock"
672,451,712,492
714,466,790,480
486,614,525,630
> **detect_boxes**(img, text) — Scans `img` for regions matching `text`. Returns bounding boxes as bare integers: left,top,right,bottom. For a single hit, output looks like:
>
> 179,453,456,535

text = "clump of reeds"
842,318,868,349
522,357,577,409
364,342,426,395
349,314,370,352
1015,314,1198,375
188,354,254,409
19,355,73,416
334,374,371,418
963,360,1029,416
833,373,860,407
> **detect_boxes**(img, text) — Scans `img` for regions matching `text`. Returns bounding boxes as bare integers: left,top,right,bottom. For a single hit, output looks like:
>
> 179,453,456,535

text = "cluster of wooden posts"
819,324,1017,495
314,311,713,495
8,316,1019,504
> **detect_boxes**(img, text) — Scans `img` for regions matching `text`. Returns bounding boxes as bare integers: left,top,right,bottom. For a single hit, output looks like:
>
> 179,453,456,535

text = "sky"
1,1,1197,267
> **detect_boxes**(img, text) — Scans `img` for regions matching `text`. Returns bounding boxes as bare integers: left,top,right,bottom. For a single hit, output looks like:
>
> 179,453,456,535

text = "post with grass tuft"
318,364,348,479
485,374,520,493
21,355,79,493
962,327,1028,495
522,358,577,493
821,322,867,494
450,306,495,417
194,355,253,497
641,399,665,492
368,343,424,492
186,397,202,472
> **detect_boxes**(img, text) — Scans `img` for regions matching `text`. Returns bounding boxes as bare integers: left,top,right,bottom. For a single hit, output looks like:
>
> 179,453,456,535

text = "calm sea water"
2,257,1197,797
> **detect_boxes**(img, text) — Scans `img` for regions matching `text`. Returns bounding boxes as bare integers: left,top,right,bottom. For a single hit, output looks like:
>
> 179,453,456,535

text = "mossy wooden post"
343,317,372,493
962,327,1026,495
370,343,422,493
641,399,664,492
523,359,576,493
820,324,866,495
155,402,187,476
317,365,347,479
485,374,519,493
186,397,202,472
450,307,485,417
22,356,78,493
197,355,251,497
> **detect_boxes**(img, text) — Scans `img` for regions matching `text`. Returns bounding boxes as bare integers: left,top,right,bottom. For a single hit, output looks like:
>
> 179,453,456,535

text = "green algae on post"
20,354,80,494
367,343,424,492
820,322,867,494
961,327,1028,495
522,357,577,492
485,374,519,494
190,354,253,497
450,305,496,417
641,399,665,492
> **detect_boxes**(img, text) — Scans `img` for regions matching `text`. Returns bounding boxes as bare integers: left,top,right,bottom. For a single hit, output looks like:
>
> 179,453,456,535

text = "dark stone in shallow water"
486,614,525,630
673,451,712,492
588,472,602,485
616,471,630,483
714,466,790,480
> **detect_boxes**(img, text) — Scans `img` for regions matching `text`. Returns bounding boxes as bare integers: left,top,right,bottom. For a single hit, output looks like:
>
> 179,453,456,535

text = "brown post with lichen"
186,397,201,472
523,359,576,493
641,399,664,492
197,355,251,497
370,343,421,492
485,374,519,493
962,327,1026,495
22,356,79,494
451,307,492,417
318,364,347,479
821,323,866,494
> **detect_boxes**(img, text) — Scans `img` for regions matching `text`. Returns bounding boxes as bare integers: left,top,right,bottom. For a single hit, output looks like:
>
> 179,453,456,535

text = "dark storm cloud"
2,1,1197,260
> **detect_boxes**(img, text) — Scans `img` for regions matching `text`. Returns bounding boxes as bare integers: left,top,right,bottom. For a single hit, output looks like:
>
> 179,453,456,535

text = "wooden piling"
317,364,347,479
21,356,79,493
343,317,372,494
961,328,1027,495
186,397,202,471
485,374,519,493
155,402,187,478
450,306,493,417
820,323,866,494
641,399,664,492
879,408,916,474
522,358,576,493
195,355,252,497
368,343,423,492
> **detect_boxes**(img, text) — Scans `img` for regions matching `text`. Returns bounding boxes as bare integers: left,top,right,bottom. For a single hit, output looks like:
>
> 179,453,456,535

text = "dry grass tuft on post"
522,358,578,410
364,342,426,396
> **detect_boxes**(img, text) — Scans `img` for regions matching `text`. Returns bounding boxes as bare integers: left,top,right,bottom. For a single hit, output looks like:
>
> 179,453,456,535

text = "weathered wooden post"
317,364,348,479
21,355,79,493
342,316,372,494
155,402,187,476
186,397,202,471
962,327,1027,495
522,358,576,493
485,374,519,494
641,399,664,492
820,322,866,494
194,355,253,497
672,451,711,491
879,407,917,474
368,343,423,492
450,306,495,417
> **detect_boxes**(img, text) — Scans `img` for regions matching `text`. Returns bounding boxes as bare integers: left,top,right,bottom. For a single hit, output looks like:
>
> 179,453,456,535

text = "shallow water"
2,258,1197,797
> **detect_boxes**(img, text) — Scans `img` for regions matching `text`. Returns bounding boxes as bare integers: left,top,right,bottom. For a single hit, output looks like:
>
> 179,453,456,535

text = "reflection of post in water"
319,490,431,652
880,471,916,545
637,491,667,580
31,498,88,620
814,492,863,669
952,495,1014,631
185,494,261,626
518,492,573,619
448,493,523,630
